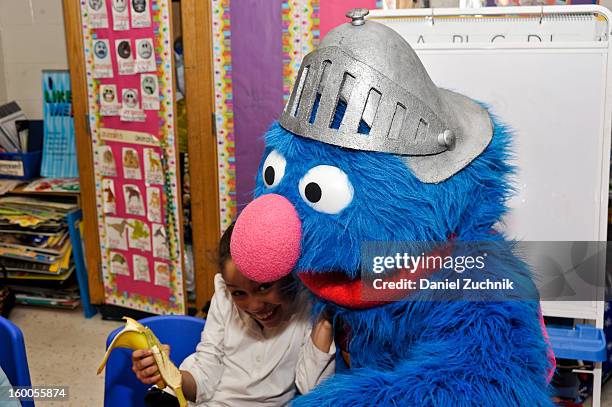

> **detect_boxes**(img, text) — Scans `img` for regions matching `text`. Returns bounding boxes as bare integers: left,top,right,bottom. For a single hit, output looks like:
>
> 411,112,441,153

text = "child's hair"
218,221,235,271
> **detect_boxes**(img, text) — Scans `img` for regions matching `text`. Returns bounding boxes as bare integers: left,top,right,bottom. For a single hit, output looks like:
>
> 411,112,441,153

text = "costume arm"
293,301,553,407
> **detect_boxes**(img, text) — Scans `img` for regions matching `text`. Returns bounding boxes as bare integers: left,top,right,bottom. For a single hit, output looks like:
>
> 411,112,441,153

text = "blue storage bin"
0,150,42,180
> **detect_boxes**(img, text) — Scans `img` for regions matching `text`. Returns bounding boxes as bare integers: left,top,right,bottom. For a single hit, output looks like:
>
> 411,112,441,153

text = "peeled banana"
97,317,187,407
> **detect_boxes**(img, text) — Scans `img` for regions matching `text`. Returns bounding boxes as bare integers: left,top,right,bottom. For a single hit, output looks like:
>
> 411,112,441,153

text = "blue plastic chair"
103,315,205,407
0,316,34,407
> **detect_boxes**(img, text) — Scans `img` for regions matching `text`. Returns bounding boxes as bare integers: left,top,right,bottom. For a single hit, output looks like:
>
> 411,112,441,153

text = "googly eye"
262,150,286,188
299,165,353,214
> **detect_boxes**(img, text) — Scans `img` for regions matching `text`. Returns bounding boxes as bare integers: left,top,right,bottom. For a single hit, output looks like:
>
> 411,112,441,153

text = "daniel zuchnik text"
371,278,515,291
370,252,515,291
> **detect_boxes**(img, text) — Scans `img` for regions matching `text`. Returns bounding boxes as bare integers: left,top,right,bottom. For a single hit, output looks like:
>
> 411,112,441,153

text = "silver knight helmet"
279,8,493,183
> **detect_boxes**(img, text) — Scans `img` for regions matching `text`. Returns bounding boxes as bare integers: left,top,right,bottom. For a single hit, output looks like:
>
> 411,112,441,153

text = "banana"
97,317,188,407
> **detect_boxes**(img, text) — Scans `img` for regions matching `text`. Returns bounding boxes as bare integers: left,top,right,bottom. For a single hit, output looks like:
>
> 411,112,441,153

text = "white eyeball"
298,165,354,214
262,150,286,188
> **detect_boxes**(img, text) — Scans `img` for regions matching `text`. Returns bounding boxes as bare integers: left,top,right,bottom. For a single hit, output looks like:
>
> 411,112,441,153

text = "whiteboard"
370,6,612,323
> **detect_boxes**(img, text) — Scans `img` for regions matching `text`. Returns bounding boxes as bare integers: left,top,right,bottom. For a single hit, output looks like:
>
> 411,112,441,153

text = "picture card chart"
80,0,184,314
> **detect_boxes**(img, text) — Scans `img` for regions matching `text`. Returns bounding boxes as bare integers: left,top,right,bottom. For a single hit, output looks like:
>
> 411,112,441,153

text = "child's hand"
131,344,170,385
311,314,334,353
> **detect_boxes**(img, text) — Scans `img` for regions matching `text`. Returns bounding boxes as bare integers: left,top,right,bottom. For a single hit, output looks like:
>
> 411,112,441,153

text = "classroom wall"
0,0,68,119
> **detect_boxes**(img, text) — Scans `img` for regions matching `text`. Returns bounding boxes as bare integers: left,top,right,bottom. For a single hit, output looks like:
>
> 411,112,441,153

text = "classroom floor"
9,305,122,407
7,305,612,407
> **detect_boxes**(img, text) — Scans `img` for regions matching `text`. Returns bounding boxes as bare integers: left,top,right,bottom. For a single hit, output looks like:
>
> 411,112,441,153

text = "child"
132,222,335,406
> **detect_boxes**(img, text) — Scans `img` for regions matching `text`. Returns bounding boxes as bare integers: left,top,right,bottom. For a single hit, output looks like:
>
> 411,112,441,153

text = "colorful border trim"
282,0,320,102
211,0,237,233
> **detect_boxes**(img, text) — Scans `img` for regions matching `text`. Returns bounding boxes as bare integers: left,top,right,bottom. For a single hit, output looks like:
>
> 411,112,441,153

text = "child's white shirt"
178,273,335,406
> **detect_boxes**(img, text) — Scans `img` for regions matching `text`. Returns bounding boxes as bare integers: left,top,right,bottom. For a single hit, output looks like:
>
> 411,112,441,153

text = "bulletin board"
78,0,184,314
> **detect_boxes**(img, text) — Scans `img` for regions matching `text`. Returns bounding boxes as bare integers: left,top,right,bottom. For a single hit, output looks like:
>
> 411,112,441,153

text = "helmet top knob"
346,8,369,26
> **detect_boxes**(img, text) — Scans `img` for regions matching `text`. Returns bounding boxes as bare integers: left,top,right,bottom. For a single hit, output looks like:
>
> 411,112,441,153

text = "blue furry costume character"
230,9,553,406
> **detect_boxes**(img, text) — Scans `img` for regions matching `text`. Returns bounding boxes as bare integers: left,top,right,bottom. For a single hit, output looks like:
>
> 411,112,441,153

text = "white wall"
0,0,68,119
0,29,7,104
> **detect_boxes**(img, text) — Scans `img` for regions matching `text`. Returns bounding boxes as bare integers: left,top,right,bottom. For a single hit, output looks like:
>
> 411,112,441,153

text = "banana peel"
97,317,187,407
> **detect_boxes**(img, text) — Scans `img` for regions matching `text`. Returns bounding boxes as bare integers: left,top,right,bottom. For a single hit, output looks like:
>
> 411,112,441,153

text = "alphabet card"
105,217,128,250
102,179,116,214
115,39,135,75
141,75,160,110
152,223,170,259
131,0,152,28
97,145,117,177
123,184,145,216
127,219,151,252
133,255,151,282
111,0,130,31
87,0,109,29
100,85,120,116
144,148,163,184
109,251,129,275
122,148,141,180
120,89,146,122
147,187,162,223
92,39,112,78
154,262,170,287
135,39,156,73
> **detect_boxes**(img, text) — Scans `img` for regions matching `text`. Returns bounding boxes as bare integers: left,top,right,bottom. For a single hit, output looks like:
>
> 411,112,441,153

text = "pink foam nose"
230,194,302,282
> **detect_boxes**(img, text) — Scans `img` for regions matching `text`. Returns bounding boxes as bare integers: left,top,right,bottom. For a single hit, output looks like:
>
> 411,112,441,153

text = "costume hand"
131,344,170,385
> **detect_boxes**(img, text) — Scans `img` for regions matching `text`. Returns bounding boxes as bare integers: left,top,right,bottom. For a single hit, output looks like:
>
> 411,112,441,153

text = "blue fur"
251,108,553,406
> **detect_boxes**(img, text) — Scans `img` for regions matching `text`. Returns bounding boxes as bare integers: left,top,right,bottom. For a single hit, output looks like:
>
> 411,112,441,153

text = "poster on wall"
40,70,79,178
79,0,185,315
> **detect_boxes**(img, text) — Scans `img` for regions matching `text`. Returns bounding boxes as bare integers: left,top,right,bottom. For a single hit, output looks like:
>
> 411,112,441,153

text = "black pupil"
305,182,322,203
264,166,275,186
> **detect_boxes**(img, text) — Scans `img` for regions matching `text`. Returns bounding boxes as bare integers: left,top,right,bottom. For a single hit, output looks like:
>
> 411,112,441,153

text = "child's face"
223,259,293,329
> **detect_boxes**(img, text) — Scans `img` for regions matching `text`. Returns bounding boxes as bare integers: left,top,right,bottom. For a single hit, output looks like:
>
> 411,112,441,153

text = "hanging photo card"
103,179,116,214
154,261,170,287
135,39,156,73
147,187,162,222
105,217,128,250
120,88,146,122
122,147,141,179
128,220,151,252
133,255,151,282
131,0,151,28
141,74,160,110
111,0,130,31
152,225,170,260
152,223,170,259
97,145,117,176
109,251,129,275
143,148,163,184
123,184,145,216
87,0,109,28
115,39,135,75
100,84,120,116
93,39,113,78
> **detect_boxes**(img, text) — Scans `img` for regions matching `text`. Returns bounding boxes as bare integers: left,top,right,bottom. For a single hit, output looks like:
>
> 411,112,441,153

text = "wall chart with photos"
79,0,184,314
